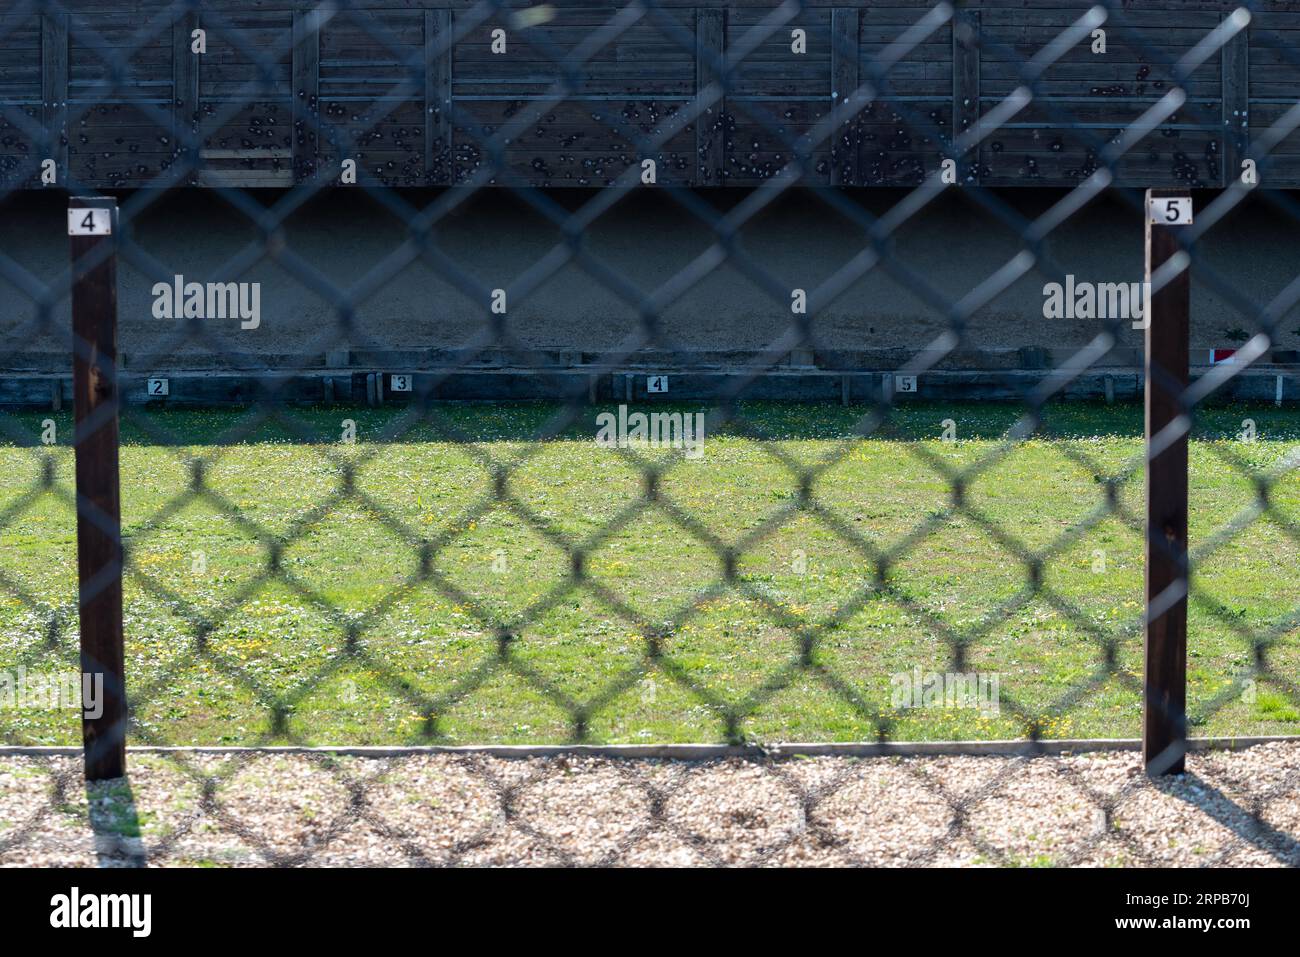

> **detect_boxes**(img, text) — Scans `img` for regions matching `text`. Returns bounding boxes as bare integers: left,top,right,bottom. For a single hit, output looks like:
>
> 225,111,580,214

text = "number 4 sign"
68,208,112,235
1147,196,1192,225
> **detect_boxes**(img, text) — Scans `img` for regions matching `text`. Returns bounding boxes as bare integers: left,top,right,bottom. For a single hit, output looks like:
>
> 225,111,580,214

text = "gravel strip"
2,743,1297,867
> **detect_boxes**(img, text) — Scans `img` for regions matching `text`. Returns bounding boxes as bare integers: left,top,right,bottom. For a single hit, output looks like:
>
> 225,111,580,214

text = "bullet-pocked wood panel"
2,1,1292,188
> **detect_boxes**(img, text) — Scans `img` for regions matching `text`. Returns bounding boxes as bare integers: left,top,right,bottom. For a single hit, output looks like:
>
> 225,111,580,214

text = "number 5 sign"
1147,196,1192,225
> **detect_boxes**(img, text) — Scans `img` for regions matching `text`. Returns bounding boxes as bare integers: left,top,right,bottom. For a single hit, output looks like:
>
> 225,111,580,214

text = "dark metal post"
1143,188,1191,777
69,196,127,781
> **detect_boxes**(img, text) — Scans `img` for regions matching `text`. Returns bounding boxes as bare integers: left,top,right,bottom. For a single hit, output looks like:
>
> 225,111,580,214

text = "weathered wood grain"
41,13,68,179
953,8,979,181
173,8,200,183
1221,18,1249,186
3,2,1297,188
291,8,321,179
68,195,128,782
425,9,451,183
696,8,725,185
831,8,860,184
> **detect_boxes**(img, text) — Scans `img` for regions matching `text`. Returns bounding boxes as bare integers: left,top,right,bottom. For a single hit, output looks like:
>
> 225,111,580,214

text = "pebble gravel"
2,743,1297,867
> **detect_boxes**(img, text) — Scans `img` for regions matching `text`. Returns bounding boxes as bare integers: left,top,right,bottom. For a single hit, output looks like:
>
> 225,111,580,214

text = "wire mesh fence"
1,0,1299,866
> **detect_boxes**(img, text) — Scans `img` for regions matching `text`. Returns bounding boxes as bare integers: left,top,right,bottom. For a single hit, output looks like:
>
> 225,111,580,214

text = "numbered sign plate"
68,208,112,235
894,375,918,393
147,378,169,397
1147,196,1192,225
647,375,668,394
389,374,412,392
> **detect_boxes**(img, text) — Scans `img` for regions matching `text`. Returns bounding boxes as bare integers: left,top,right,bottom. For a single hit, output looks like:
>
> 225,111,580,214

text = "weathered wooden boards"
1247,11,1300,184
453,7,697,186
978,9,1224,188
1,3,1296,188
66,12,175,188
197,10,294,187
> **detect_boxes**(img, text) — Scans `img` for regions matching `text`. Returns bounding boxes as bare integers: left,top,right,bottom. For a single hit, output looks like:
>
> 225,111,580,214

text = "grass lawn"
1,400,1298,746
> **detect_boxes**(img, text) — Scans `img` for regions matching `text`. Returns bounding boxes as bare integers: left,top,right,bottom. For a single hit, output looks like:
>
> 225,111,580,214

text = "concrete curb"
1,736,1295,760
0,367,1294,408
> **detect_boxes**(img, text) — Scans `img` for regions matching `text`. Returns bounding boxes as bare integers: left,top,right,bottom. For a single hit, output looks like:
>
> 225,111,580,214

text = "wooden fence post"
69,196,127,782
830,8,860,186
952,8,980,183
1221,21,1249,187
173,9,201,185
425,10,453,185
292,9,322,183
41,13,69,185
1143,188,1192,777
695,8,725,186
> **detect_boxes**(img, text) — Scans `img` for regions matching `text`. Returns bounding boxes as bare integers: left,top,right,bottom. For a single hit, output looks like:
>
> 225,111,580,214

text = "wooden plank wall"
0,15,44,189
452,6,697,185
859,5,953,184
979,7,1224,186
1,2,1297,189
1249,10,1300,183
316,8,424,184
66,12,171,187
725,6,831,185
198,9,294,186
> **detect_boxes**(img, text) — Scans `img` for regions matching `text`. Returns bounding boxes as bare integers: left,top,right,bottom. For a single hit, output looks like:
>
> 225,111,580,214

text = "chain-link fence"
1,0,1299,866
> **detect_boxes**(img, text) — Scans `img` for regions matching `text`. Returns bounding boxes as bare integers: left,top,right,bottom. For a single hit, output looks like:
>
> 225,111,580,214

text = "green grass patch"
1,400,1297,745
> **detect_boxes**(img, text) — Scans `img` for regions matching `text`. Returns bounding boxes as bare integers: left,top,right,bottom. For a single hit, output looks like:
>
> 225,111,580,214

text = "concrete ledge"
13,345,1300,376
1,736,1294,760
0,367,1294,409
